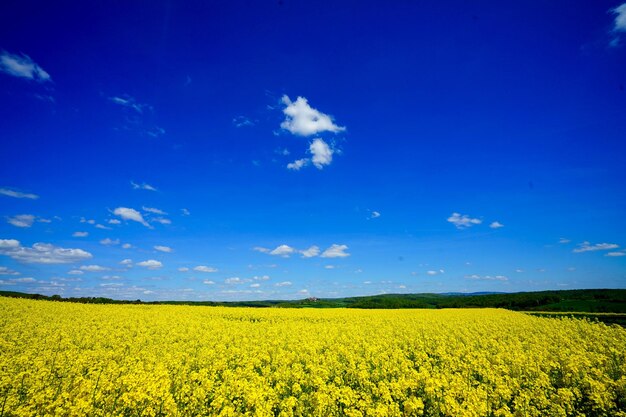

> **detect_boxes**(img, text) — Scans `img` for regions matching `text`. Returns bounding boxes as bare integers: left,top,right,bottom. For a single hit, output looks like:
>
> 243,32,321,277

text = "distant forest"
2,289,625,313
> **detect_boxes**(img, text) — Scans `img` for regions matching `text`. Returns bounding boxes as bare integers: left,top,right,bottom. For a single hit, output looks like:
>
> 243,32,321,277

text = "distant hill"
1,289,625,313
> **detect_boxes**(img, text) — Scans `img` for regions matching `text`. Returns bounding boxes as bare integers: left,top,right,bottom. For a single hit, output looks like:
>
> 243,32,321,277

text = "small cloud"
137,260,163,269
202,280,215,285
275,281,292,287
121,243,132,249
181,208,190,216
287,158,308,171
194,265,217,273
99,238,120,246
154,245,172,253
612,3,626,32
515,269,524,273
253,246,271,254
73,231,88,237
0,239,92,264
10,277,36,283
250,283,261,288
81,218,96,225
152,217,171,225
0,266,20,276
447,213,482,229
0,187,39,199
275,148,290,156
143,206,167,215
113,207,151,228
95,224,111,230
559,238,571,244
300,246,320,258
119,259,133,266
465,274,508,281
80,265,109,272
130,181,157,191
280,95,345,136
269,245,296,257
0,51,51,82
101,275,122,280
108,219,121,225
369,211,381,219
225,277,241,284
7,214,35,228
67,269,84,275
309,138,333,169
324,265,335,269
320,244,350,258
178,267,189,272
146,127,165,138
109,95,151,114
606,251,626,257
489,221,504,229
232,116,255,127
426,270,439,276
253,275,270,281
573,241,619,253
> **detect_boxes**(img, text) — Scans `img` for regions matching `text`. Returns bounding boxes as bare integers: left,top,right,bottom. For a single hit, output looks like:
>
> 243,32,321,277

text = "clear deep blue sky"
1,0,625,301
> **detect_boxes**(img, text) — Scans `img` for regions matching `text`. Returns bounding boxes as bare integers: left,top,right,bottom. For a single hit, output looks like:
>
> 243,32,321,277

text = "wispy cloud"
559,238,571,244
0,266,20,276
109,95,151,114
465,274,508,281
287,158,308,171
80,265,109,272
142,206,167,215
275,281,292,287
154,245,173,253
369,211,381,219
130,181,157,191
151,217,172,225
194,265,218,273
612,3,626,32
99,238,120,246
0,51,51,82
447,212,482,229
0,187,39,199
573,241,619,253
300,246,320,258
606,251,626,257
281,95,345,136
113,207,151,228
232,116,255,127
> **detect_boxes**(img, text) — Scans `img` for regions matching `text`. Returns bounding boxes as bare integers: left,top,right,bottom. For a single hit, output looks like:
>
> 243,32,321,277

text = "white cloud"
73,231,88,237
143,206,167,215
573,241,619,253
0,51,51,82
250,283,261,288
287,158,308,171
300,246,320,258
194,265,217,273
181,208,190,216
321,244,350,258
559,238,571,244
324,265,335,269
10,277,36,283
0,266,20,275
137,260,163,269
426,270,439,276
101,275,122,280
119,259,133,266
489,221,504,229
0,239,92,264
113,207,151,228
447,212,482,229
269,245,296,257
95,224,111,230
151,217,171,225
67,269,84,275
275,281,292,287
178,267,189,272
109,96,150,114
81,218,96,225
108,219,121,225
100,238,120,246
515,269,524,273
253,246,271,254
612,3,626,32
606,251,626,257
466,274,508,281
203,280,215,285
7,214,35,228
370,211,381,219
122,243,132,249
0,188,39,199
253,275,270,281
280,95,344,136
309,139,333,169
130,181,157,191
154,245,173,253
80,265,109,272
225,277,241,284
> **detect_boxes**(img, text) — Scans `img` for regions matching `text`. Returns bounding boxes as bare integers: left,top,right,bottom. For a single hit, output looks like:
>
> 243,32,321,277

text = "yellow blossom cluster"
1,297,625,416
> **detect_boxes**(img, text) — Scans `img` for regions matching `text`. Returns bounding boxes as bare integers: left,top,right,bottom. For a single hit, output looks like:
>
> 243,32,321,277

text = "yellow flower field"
1,297,625,417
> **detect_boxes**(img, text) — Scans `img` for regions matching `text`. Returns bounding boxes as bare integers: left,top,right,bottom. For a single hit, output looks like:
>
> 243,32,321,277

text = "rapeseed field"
1,297,625,416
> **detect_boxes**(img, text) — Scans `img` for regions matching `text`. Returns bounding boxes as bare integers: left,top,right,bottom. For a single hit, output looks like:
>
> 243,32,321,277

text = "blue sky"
1,1,625,301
